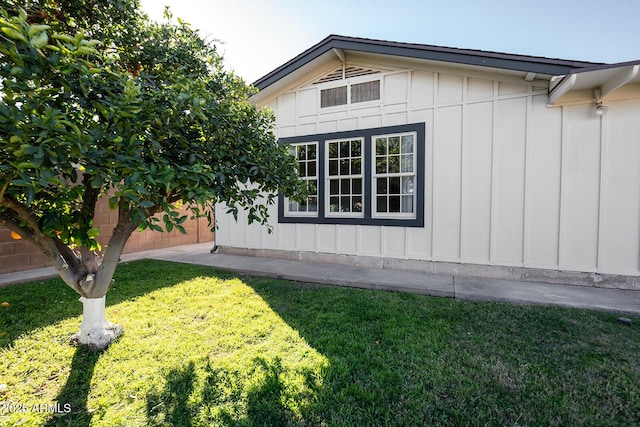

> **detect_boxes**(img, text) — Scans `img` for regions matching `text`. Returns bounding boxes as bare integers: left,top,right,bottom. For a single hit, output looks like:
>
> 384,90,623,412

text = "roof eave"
548,59,640,105
252,35,603,92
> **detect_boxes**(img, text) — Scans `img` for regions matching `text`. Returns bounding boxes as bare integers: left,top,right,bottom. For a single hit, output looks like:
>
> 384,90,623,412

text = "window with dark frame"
286,142,318,215
280,123,425,227
326,138,364,217
373,133,415,217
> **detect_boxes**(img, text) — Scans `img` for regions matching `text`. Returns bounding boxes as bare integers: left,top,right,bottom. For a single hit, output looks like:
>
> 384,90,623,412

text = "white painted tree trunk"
71,296,123,351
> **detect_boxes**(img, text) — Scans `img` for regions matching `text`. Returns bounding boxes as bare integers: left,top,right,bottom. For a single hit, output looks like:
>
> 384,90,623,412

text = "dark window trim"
278,122,425,227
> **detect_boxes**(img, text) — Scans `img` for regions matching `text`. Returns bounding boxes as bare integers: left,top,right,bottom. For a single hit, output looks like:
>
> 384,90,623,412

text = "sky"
140,0,640,84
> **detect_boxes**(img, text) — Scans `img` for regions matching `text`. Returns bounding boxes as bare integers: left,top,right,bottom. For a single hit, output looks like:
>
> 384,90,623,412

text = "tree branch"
0,178,11,201
0,195,42,238
89,199,140,298
74,175,102,276
0,210,38,245
0,191,91,294
0,193,83,268
80,173,100,221
1,211,86,294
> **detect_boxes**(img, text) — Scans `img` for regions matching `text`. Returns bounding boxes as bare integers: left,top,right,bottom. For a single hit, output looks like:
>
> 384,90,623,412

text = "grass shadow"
0,259,238,349
242,275,640,426
3,260,639,425
44,346,102,427
245,357,291,426
146,356,309,427
146,361,198,427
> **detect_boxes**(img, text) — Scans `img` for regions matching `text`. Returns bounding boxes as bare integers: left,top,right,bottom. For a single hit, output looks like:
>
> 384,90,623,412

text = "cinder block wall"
0,196,213,274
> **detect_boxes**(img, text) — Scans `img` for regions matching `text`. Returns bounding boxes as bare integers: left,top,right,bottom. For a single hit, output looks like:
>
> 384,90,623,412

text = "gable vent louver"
314,66,380,84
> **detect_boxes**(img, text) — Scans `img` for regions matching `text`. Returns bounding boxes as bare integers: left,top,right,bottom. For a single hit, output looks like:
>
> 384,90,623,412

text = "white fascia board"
601,64,640,97
548,73,577,104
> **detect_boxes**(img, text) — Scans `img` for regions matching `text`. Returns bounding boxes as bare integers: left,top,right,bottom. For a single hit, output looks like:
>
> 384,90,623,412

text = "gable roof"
253,34,602,94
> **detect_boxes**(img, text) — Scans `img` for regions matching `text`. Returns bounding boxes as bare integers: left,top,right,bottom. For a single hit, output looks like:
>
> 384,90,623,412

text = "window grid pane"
287,142,318,215
373,133,416,216
326,139,364,215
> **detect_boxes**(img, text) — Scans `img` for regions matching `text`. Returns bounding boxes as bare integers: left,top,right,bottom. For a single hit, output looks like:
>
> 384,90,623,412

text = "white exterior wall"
217,65,640,278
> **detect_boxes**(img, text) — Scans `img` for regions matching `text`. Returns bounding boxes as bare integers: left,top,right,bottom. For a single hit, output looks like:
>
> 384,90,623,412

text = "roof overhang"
251,35,602,104
548,60,640,104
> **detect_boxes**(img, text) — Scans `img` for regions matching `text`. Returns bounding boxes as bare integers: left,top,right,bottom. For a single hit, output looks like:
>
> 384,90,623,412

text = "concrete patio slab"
1,242,638,316
152,252,455,298
455,276,640,315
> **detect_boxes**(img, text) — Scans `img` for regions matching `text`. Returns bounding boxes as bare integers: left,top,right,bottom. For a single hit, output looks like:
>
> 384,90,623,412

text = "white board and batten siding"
216,65,640,279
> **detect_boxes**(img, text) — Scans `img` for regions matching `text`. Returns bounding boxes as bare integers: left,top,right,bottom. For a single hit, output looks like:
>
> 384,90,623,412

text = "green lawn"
0,260,638,426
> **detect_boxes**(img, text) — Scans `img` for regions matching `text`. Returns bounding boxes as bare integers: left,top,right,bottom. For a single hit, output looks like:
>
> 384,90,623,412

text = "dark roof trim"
564,58,640,75
253,35,604,90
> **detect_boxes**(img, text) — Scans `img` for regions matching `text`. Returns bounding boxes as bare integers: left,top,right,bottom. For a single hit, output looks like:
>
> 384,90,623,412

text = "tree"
0,3,305,350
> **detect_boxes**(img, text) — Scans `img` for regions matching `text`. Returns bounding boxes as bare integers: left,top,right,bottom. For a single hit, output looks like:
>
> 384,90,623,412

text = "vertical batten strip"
431,73,439,259
558,106,568,269
314,223,319,253
522,92,533,266
405,71,412,259
428,77,437,260
488,81,498,264
459,77,467,261
596,109,608,272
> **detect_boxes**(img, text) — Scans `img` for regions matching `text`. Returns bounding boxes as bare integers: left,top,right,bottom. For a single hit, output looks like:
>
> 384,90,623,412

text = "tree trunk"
69,204,139,349
70,296,123,351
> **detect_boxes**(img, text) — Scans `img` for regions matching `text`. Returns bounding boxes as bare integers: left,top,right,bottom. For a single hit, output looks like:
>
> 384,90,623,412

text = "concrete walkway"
1,242,639,315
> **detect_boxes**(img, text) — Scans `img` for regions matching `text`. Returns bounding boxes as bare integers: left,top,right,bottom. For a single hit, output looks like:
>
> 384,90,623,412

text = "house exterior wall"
0,195,213,274
216,63,640,286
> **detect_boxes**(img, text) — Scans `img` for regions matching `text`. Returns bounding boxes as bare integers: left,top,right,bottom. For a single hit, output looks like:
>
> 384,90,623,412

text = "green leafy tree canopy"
0,2,305,303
